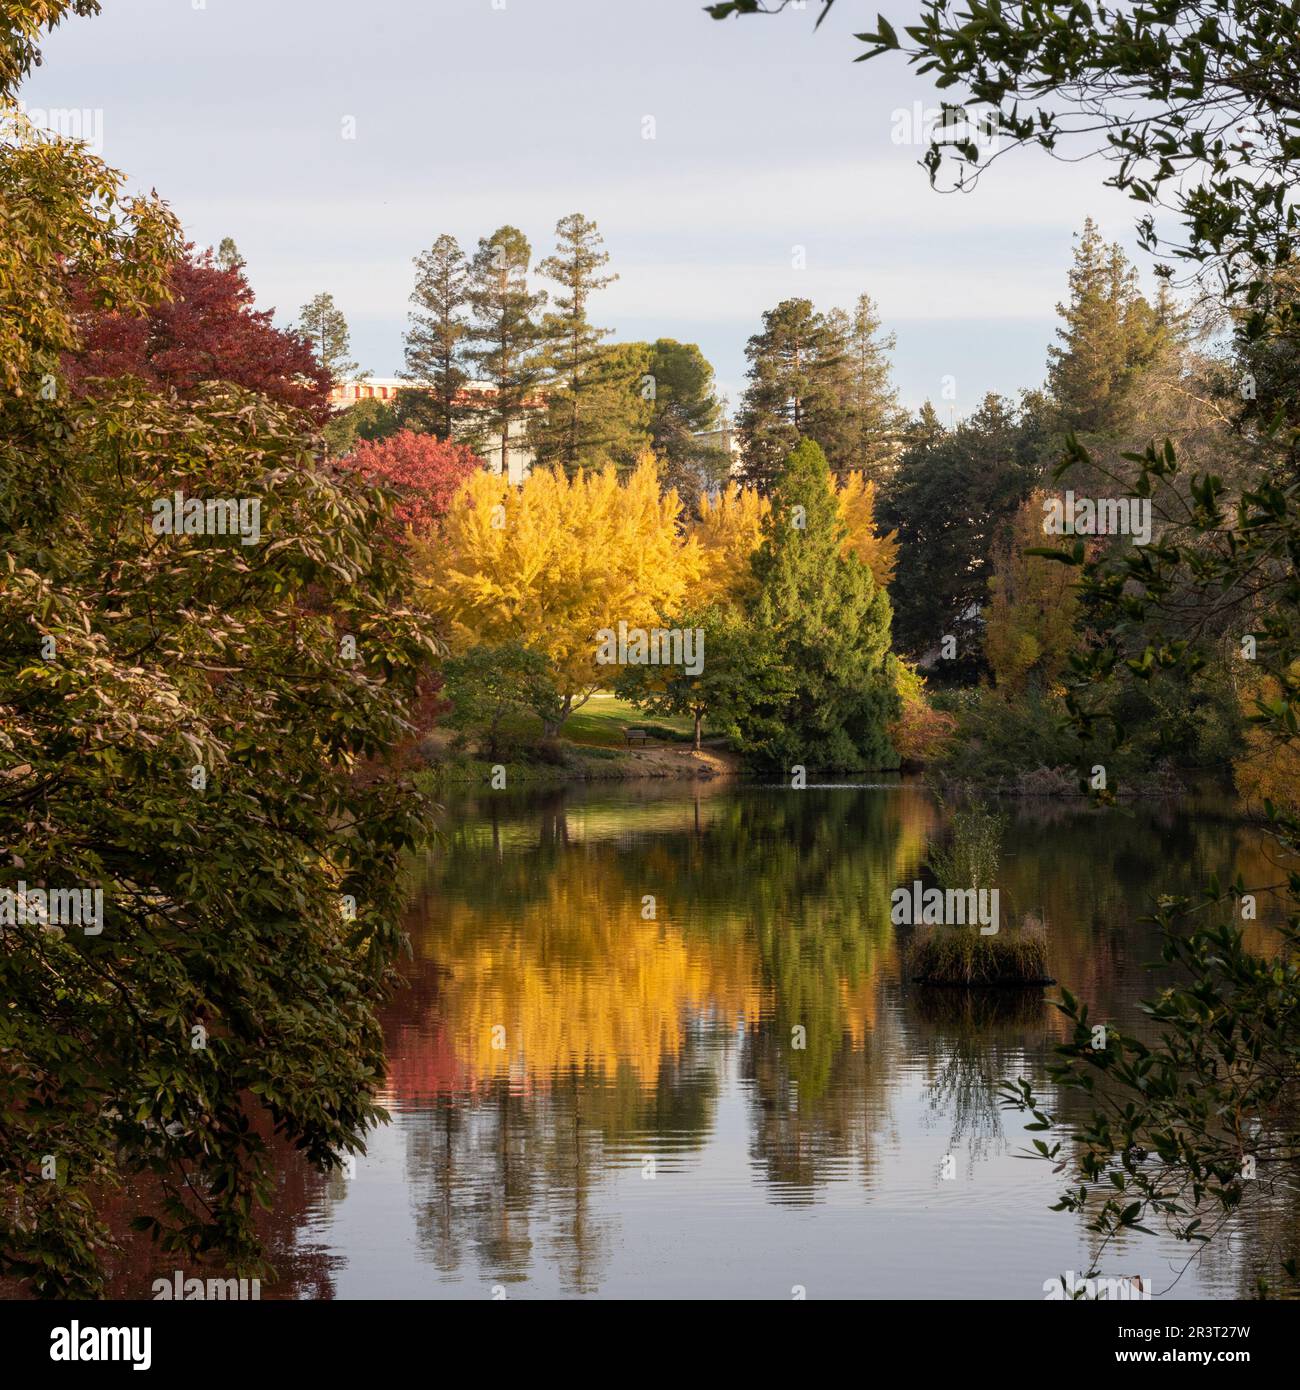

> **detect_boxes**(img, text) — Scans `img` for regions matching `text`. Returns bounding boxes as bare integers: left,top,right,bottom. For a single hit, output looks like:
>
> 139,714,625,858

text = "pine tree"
403,233,470,441
1047,218,1170,436
841,292,906,485
297,291,358,384
905,400,946,453
531,213,618,471
465,225,547,478
736,298,848,490
215,236,244,273
742,439,899,769
578,340,654,471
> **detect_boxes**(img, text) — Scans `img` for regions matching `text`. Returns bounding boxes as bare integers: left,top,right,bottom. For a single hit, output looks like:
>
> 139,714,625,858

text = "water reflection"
101,781,1297,1298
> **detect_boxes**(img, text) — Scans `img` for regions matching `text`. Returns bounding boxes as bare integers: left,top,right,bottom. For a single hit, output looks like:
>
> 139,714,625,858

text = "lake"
114,778,1294,1299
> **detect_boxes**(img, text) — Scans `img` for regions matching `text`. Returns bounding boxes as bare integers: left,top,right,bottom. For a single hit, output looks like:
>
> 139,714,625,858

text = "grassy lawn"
563,693,694,747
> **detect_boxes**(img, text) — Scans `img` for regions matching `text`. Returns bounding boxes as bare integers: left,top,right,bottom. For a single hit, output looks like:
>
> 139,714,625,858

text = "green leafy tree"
403,233,470,441
741,439,899,769
645,338,727,500
442,643,561,759
297,290,358,384
1,58,438,1296
321,394,401,457
612,605,755,750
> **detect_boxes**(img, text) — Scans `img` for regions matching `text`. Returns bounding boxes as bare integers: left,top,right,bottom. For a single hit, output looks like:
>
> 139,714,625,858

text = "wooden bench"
624,728,649,746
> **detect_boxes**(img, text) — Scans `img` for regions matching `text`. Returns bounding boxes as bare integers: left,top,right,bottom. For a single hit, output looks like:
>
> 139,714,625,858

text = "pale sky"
20,0,1165,417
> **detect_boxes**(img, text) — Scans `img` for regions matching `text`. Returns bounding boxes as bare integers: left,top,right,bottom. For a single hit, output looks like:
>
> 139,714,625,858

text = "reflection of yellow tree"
422,858,764,1089
410,787,938,1105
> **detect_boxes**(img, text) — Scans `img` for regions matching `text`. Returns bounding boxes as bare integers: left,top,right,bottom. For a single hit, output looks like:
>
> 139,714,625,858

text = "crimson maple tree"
342,430,482,533
65,245,333,423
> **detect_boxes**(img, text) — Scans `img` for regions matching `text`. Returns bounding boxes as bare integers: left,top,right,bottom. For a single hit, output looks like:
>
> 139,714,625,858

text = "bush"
889,660,958,767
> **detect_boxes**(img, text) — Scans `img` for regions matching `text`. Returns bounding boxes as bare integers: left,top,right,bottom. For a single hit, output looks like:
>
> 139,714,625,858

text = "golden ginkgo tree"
419,454,699,731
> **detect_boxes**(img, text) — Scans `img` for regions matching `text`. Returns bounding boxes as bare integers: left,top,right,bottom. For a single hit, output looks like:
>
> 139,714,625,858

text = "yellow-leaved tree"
688,483,771,606
834,471,899,589
420,454,698,730
983,491,1081,696
1234,663,1300,817
688,471,897,608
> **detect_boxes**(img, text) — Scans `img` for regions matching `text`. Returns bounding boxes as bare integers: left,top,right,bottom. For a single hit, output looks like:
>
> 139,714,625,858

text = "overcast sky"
21,0,1164,417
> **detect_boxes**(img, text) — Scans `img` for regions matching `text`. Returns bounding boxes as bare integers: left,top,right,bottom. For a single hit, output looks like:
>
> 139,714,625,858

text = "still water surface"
123,780,1295,1299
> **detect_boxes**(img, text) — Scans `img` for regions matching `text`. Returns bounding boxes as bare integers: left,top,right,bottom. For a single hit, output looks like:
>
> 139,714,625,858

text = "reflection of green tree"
631,789,929,1101
742,1024,896,1198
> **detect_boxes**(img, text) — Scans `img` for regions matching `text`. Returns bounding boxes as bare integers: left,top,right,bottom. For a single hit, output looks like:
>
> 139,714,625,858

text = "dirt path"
613,742,741,779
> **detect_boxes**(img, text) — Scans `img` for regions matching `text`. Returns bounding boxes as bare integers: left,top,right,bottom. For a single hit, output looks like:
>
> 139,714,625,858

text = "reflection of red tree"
85,1111,341,1301
377,952,535,1107
380,1018,467,1108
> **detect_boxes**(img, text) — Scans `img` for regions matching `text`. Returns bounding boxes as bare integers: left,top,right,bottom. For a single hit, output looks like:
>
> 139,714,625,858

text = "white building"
692,424,745,478
328,377,539,485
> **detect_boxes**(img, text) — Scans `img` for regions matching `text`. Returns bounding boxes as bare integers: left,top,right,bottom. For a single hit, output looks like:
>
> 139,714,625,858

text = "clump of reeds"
911,802,1052,986
911,914,1050,986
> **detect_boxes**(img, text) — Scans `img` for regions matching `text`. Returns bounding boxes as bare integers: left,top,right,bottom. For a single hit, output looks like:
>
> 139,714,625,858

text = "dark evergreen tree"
882,392,1046,673
1047,218,1171,437
736,298,848,490
465,225,547,476
740,439,899,769
403,233,470,441
840,291,907,485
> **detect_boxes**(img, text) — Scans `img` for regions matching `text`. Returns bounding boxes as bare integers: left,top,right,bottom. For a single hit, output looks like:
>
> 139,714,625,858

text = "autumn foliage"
343,430,482,532
689,471,897,610
64,247,333,422
420,455,696,721
983,492,1081,696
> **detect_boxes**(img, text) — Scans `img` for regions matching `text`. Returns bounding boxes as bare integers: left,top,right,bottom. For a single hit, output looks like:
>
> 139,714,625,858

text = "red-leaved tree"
65,246,333,423
343,430,482,533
